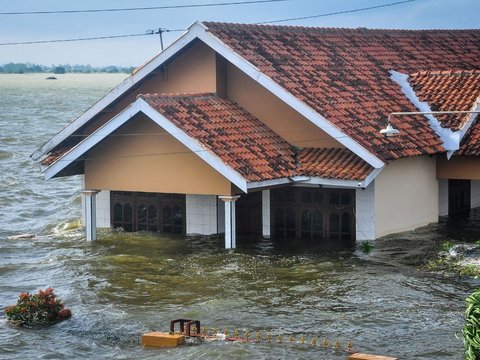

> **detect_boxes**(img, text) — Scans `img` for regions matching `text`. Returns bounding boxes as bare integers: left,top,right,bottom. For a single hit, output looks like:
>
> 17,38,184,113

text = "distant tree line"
0,62,135,74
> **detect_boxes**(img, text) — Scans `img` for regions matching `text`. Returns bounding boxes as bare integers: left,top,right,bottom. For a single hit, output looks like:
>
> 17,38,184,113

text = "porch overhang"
42,98,249,193
246,167,383,191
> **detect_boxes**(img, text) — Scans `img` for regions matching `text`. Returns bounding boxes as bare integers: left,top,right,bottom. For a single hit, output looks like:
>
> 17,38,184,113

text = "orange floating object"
141,332,185,348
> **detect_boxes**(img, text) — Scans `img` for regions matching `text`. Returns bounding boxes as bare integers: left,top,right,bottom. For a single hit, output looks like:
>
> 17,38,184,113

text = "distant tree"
3,63,27,73
103,65,119,73
53,66,66,74
0,66,4,73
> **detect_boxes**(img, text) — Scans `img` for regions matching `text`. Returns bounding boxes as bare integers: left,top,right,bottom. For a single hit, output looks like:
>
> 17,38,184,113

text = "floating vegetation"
463,288,480,360
425,243,480,278
360,241,374,254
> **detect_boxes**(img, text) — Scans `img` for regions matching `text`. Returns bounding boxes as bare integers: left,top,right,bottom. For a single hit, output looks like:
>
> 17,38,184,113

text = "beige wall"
83,41,217,134
225,64,343,148
375,156,438,238
84,114,233,195
437,155,480,180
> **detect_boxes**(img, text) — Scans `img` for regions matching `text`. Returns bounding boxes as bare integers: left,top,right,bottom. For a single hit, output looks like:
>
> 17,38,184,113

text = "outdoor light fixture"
379,122,400,137
380,110,480,137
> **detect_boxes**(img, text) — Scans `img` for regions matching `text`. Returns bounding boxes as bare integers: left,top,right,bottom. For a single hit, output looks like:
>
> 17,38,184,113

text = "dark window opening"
271,187,355,242
110,191,185,234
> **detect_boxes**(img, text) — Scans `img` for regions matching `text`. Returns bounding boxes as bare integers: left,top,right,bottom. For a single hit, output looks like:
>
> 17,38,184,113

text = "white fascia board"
44,98,248,193
31,27,196,161
247,177,292,190
292,176,365,188
247,171,381,190
137,99,248,192
43,101,142,180
196,23,385,169
363,167,383,188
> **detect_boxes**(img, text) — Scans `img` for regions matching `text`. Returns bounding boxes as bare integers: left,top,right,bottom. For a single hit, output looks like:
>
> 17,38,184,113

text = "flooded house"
32,22,480,248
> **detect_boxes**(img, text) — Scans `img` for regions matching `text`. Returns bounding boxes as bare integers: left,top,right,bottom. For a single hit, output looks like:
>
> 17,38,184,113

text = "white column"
82,190,99,242
262,190,271,238
219,195,240,249
355,182,376,241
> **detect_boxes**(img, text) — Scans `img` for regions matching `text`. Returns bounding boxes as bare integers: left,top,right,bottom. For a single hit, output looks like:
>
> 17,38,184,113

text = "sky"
0,0,479,67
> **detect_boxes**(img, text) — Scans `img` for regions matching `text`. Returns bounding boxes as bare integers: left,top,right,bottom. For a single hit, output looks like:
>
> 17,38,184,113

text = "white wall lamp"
380,110,480,137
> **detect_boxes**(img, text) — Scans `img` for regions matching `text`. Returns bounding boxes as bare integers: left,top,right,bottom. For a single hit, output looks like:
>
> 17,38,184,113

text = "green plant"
360,241,373,254
475,239,480,247
463,289,480,360
442,241,454,252
4,288,72,326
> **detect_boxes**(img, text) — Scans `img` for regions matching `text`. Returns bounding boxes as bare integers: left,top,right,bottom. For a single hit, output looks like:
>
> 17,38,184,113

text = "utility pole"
146,28,166,51
156,28,164,51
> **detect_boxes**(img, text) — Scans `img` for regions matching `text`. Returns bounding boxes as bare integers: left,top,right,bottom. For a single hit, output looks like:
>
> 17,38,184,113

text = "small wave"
0,151,13,160
52,220,83,237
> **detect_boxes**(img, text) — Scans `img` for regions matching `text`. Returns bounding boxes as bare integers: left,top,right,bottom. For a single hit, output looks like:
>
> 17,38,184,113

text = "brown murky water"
1,74,479,359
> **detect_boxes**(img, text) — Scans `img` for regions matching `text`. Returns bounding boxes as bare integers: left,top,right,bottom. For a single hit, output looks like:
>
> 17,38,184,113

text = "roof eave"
246,166,383,190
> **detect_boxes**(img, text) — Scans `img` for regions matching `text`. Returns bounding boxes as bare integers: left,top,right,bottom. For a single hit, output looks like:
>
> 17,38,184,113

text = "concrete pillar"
355,182,375,241
186,194,218,235
438,179,449,216
262,189,271,238
82,190,99,242
219,195,240,249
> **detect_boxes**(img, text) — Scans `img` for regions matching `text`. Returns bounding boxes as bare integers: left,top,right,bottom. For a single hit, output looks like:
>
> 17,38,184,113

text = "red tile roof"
408,70,480,131
203,22,480,161
297,148,373,181
140,93,297,182
44,92,377,183
142,93,375,182
458,121,480,156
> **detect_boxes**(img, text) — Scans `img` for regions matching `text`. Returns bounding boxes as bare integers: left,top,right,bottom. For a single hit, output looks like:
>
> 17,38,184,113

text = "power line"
0,30,186,46
0,0,288,15
0,33,151,46
0,0,417,46
257,0,416,24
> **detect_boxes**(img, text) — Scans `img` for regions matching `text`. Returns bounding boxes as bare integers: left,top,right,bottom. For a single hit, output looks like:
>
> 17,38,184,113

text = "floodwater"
0,73,479,359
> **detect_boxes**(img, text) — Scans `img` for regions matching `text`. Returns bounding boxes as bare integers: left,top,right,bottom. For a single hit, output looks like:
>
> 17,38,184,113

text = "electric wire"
0,33,155,46
0,0,289,15
257,0,416,24
0,0,417,46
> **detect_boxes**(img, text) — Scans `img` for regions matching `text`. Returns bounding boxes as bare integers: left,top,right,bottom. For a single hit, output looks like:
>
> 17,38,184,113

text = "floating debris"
7,233,36,240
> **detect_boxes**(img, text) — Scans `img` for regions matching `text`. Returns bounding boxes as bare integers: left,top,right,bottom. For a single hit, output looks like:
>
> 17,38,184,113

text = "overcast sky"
0,0,479,66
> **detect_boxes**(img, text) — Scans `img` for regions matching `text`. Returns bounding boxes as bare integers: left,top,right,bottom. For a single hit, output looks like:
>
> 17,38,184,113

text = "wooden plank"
348,353,398,360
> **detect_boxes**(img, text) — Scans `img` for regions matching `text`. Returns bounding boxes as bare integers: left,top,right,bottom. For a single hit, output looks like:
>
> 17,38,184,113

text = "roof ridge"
203,21,480,33
138,92,217,100
410,69,480,77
